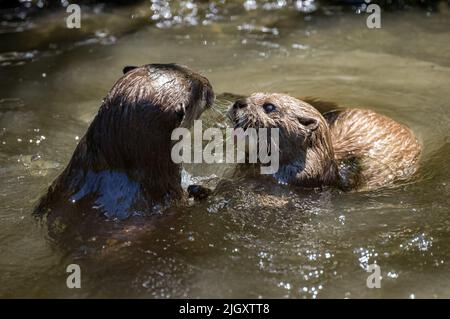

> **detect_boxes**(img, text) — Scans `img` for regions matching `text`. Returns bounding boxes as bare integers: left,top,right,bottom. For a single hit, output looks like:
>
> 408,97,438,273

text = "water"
1,1,450,298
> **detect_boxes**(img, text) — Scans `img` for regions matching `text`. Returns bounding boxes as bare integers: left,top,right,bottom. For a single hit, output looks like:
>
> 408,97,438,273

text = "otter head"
119,63,214,128
228,93,337,186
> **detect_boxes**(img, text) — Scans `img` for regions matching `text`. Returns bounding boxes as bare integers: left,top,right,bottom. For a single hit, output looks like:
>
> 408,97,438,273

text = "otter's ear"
122,66,138,74
298,116,319,132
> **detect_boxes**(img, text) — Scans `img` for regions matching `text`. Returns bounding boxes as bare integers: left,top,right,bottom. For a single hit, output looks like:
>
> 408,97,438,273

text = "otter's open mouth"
233,118,248,130
227,109,247,143
227,109,248,130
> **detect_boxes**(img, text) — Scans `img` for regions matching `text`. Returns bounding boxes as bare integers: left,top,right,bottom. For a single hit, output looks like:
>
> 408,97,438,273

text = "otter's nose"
233,99,247,109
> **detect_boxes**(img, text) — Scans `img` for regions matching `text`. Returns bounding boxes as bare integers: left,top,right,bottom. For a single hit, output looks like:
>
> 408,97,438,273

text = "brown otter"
35,63,214,223
228,93,421,191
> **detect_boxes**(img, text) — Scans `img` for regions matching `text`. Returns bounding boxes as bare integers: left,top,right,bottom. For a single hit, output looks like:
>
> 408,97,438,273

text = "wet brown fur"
229,93,421,191
36,64,214,220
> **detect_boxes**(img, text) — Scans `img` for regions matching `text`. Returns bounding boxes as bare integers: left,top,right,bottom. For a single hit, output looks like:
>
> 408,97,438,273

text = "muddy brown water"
1,2,450,298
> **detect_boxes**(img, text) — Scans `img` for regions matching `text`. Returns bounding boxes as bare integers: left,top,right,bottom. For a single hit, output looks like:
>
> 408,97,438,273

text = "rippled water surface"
1,1,450,298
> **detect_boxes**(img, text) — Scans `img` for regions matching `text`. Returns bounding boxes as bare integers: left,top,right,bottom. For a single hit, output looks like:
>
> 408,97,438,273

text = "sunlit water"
1,1,450,298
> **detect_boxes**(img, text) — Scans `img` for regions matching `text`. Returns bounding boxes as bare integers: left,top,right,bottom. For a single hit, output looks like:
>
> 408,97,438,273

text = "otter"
35,63,214,223
228,93,421,191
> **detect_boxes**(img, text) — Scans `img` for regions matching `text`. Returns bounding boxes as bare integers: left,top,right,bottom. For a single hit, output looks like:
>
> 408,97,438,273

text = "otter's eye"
262,103,276,114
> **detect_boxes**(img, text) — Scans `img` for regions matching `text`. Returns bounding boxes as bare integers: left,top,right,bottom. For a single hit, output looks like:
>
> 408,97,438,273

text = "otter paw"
187,185,213,200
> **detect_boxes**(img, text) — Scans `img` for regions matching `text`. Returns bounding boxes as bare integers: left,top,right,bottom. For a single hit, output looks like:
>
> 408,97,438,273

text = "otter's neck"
275,128,339,188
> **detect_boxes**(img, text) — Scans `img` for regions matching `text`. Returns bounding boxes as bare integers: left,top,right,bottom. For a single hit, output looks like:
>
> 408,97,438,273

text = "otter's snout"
232,99,248,109
228,99,248,129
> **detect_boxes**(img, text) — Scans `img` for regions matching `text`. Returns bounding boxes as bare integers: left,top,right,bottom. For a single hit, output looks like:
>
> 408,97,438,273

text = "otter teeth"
234,118,247,129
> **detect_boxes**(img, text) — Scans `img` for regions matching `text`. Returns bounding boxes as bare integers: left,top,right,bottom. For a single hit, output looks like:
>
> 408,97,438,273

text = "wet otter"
228,93,421,191
36,63,214,223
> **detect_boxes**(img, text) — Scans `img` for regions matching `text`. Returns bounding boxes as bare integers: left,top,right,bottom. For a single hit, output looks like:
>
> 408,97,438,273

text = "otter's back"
324,108,421,190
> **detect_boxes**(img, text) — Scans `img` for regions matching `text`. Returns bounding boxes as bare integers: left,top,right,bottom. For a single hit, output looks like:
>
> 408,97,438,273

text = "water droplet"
387,271,398,279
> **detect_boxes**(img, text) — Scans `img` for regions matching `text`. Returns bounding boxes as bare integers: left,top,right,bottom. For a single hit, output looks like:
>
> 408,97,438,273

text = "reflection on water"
1,1,450,298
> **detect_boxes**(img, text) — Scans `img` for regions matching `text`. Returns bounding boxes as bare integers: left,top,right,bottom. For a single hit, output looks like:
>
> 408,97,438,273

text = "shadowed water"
1,1,450,298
